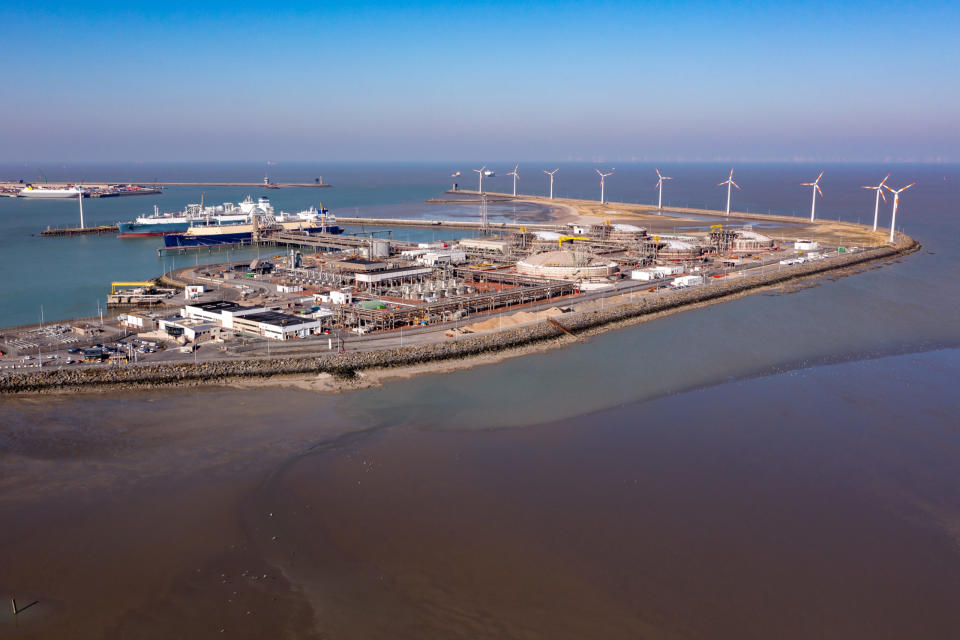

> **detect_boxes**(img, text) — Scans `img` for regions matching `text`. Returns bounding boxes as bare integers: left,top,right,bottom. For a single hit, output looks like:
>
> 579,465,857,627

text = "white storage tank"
370,240,390,258
795,239,819,251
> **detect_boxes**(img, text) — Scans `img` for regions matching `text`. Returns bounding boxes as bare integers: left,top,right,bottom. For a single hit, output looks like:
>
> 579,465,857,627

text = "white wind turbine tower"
473,165,487,194
596,168,614,204
507,164,519,196
861,174,889,232
717,169,740,216
883,182,915,244
801,171,824,221
544,168,559,199
654,168,672,212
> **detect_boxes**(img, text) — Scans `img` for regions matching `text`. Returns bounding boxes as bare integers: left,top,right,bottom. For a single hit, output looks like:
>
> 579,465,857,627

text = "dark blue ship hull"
163,226,344,248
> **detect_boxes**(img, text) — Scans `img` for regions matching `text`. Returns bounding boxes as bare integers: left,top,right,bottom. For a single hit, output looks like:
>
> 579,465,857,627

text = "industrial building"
230,311,322,340
182,300,268,329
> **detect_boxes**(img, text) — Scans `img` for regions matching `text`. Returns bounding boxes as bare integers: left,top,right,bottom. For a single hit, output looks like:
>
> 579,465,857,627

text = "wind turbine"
861,174,889,232
883,182,915,244
507,164,519,196
473,165,486,194
451,171,461,177
654,168,672,212
543,168,558,199
801,171,824,221
717,169,740,216
596,168,614,204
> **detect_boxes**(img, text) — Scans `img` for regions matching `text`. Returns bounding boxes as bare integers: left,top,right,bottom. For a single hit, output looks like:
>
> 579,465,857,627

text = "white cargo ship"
19,185,85,198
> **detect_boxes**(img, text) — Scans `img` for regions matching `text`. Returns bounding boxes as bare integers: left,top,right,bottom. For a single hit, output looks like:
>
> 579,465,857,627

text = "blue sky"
2,1,957,161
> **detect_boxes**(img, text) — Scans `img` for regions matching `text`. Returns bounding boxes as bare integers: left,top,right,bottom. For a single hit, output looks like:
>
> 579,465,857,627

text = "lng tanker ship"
163,206,342,247
118,195,271,237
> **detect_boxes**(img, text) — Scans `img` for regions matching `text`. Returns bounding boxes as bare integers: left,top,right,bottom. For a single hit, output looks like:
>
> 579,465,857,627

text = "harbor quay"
0,179,329,198
0,182,162,198
0,195,918,393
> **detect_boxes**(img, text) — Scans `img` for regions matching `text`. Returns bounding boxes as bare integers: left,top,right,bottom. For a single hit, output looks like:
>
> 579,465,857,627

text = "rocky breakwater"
0,235,918,395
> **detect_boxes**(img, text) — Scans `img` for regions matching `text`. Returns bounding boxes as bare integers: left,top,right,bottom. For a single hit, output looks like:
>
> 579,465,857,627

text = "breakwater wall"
0,236,918,395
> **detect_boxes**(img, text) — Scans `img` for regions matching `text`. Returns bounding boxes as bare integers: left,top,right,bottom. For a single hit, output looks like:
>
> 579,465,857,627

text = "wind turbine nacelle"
483,170,496,177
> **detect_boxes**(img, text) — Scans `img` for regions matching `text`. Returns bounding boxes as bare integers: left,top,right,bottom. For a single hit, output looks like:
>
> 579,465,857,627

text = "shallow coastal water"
1,161,960,637
3,347,960,638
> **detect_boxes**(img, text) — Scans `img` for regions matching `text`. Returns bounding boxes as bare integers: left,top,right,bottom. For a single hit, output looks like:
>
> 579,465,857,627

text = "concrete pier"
337,217,562,231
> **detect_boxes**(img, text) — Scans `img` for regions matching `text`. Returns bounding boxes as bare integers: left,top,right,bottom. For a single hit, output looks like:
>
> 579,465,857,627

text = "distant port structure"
0,176,330,198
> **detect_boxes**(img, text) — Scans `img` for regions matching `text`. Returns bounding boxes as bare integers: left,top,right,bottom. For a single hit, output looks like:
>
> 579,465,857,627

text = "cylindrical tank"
370,240,390,258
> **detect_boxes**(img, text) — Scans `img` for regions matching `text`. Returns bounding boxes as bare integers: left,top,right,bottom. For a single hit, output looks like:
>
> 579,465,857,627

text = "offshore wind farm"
2,1,959,639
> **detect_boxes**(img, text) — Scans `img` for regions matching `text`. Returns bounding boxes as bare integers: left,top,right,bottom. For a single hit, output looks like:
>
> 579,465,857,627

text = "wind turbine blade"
880,173,890,186
801,182,813,186
903,182,916,191
879,190,887,203
717,181,726,187
816,171,824,182
731,181,740,189
816,185,823,197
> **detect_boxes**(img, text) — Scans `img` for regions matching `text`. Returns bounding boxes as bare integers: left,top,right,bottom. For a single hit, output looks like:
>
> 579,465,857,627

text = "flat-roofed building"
231,311,322,341
182,300,267,329
458,238,509,255
330,257,387,272
353,266,433,288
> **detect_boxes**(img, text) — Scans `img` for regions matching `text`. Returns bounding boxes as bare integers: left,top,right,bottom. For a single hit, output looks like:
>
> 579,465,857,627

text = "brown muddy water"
2,345,959,639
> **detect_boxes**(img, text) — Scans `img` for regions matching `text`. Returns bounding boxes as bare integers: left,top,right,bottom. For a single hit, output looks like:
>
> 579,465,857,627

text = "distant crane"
543,168,559,199
883,182,915,244
596,168,614,204
654,168,672,212
861,174,889,232
507,164,519,196
473,165,487,194
801,171,824,221
717,169,740,216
